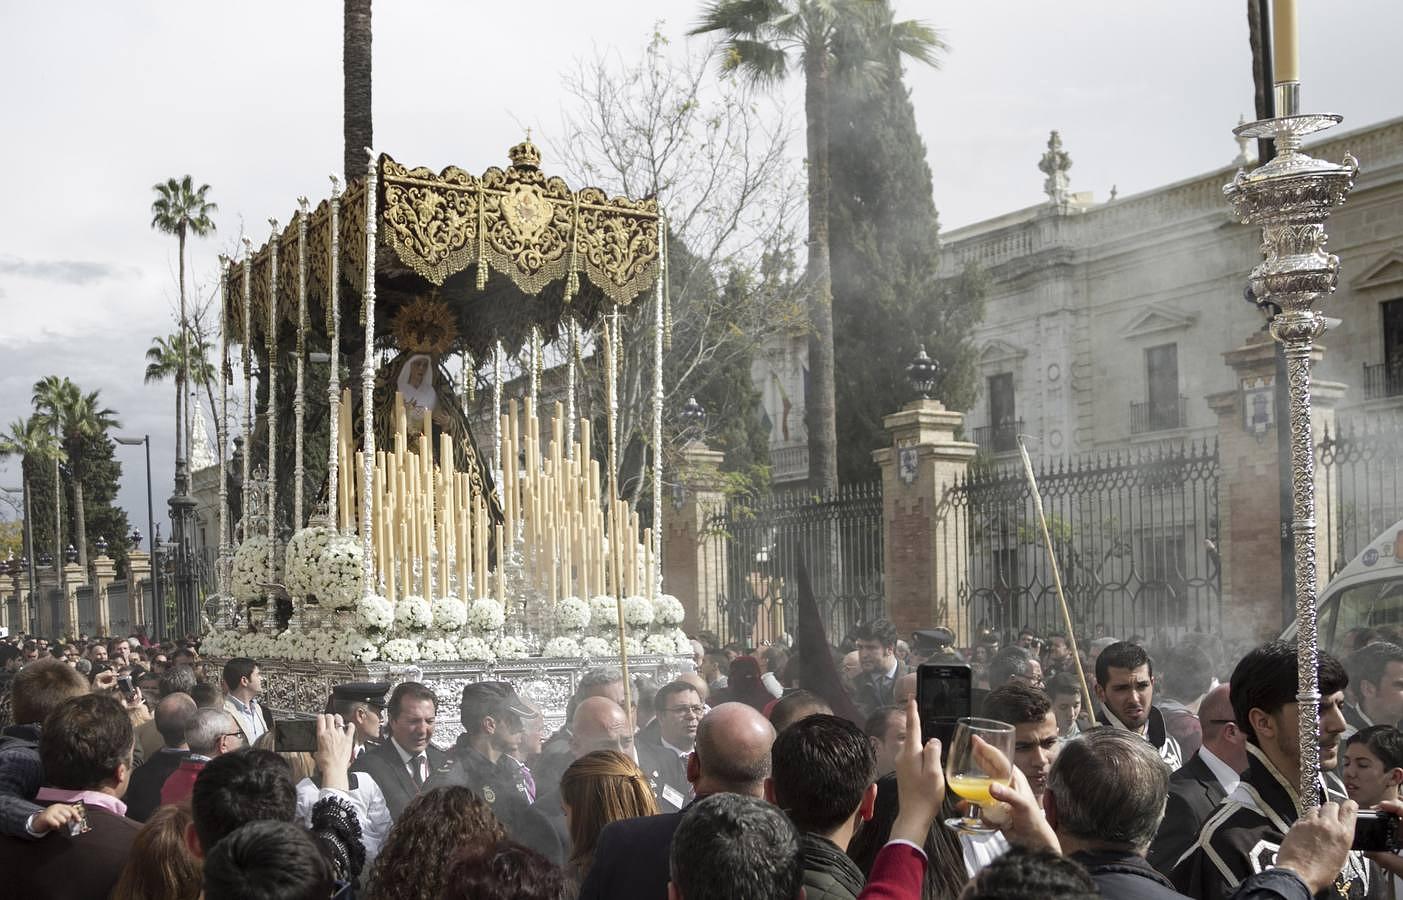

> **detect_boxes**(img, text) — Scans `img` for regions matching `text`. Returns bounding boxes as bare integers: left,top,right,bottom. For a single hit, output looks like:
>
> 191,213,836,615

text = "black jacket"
1072,848,1192,900
349,739,450,820
577,809,684,900
1171,744,1379,899
1148,750,1231,874
1096,704,1184,771
799,832,866,900
636,737,690,813
123,747,190,822
427,740,563,865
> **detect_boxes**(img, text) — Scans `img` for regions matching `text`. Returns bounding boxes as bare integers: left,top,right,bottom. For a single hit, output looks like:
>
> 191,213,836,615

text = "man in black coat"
850,619,908,717
350,682,449,820
1148,684,1246,874
123,693,196,822
577,701,776,900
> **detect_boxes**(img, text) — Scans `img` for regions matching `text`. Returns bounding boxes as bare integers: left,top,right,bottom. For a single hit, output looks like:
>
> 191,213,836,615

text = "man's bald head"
692,702,776,797
677,671,710,703
155,692,198,748
570,696,633,757
1200,683,1233,741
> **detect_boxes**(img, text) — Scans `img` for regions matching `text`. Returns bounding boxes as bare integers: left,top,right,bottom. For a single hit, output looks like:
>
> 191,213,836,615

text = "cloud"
0,255,136,285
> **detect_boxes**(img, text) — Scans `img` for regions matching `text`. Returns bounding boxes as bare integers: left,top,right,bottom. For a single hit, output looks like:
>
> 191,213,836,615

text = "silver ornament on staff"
1224,82,1357,809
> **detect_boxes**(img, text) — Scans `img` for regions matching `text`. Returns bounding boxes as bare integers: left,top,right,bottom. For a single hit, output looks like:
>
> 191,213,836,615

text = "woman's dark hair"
1347,724,1403,771
203,820,332,900
441,840,568,900
367,786,505,900
111,804,201,900
847,773,966,900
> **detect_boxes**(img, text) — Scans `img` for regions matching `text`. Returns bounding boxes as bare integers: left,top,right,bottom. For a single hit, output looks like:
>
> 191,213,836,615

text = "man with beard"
1094,642,1182,771
850,619,906,717
1171,641,1377,899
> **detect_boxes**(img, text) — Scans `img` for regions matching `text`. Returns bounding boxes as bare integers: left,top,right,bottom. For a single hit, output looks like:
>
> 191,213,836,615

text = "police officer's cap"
328,681,391,710
460,680,534,729
911,628,956,652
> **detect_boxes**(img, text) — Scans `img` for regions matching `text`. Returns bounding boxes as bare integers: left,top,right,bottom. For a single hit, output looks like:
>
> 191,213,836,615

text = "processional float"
201,139,686,725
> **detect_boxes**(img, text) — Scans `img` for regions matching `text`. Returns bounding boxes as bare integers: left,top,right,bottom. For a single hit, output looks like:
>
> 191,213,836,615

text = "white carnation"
580,636,610,658
421,637,458,661
652,594,686,626
543,636,581,658
644,633,678,656
589,595,619,633
554,596,590,632
431,597,468,631
381,638,421,663
284,526,334,602
468,598,506,632
315,536,364,609
355,595,395,633
231,536,276,602
457,635,496,661
344,633,380,663
672,629,693,656
623,595,653,627
494,635,530,660
610,635,645,657
397,596,433,632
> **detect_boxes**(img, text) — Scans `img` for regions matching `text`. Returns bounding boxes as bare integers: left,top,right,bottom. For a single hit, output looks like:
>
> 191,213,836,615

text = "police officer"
909,627,963,667
326,682,391,761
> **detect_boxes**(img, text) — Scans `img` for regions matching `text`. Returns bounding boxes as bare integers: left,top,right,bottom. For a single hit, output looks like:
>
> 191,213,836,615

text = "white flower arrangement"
652,594,686,626
199,630,229,657
284,526,334,602
494,635,530,660
343,633,381,664
671,628,692,656
381,638,421,663
580,636,611,658
543,636,581,658
315,536,364,609
554,596,591,633
355,595,395,633
610,635,645,657
421,637,458,661
397,596,434,632
623,595,654,628
644,633,679,656
457,635,496,661
589,595,619,634
431,597,468,632
468,598,506,632
231,536,275,603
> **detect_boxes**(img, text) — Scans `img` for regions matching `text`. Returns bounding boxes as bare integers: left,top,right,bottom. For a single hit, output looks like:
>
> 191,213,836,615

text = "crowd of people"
1,619,1402,899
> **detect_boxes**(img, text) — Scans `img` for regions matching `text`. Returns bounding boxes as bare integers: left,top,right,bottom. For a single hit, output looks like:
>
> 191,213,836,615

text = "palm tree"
31,376,75,575
32,378,120,569
345,0,373,182
150,175,218,467
0,416,65,607
145,332,217,463
692,0,943,493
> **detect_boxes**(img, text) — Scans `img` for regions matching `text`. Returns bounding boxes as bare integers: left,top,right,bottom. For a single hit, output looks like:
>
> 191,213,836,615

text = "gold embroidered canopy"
225,140,661,357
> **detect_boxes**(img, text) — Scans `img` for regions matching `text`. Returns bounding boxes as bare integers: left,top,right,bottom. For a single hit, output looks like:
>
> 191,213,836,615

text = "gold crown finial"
508,135,541,169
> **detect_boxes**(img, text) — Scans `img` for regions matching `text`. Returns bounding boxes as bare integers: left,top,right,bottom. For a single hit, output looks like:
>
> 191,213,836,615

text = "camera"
116,675,136,701
273,719,319,754
1352,810,1403,852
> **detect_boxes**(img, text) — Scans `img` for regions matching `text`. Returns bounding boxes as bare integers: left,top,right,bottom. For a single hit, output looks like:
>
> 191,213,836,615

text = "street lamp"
115,435,163,639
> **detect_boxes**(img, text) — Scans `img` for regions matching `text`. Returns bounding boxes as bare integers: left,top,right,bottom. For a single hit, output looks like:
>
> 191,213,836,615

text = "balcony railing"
974,419,1023,453
770,443,809,483
1130,396,1187,434
1363,361,1403,400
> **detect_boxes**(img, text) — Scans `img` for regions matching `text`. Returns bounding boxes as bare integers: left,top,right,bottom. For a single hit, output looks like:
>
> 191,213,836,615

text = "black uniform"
426,737,562,864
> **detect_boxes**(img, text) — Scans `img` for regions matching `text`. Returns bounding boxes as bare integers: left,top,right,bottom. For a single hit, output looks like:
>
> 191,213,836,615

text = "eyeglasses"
223,732,245,741
665,705,706,717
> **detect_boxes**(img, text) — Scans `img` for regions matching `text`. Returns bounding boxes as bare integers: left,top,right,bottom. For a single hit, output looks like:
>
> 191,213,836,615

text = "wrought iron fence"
1130,397,1188,434
76,585,97,637
698,482,884,648
1362,362,1403,401
1317,418,1403,578
936,440,1220,645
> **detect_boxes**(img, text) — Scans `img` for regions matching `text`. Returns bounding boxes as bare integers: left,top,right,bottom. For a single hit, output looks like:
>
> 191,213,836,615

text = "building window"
1131,343,1185,433
1365,298,1403,399
977,373,1019,452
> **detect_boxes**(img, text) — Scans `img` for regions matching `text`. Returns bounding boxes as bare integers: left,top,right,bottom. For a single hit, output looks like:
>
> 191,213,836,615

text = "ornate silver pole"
1225,83,1357,809
293,198,309,528
328,176,342,530
266,221,280,582
529,325,541,414
241,241,254,541
566,317,578,461
651,218,666,598
493,338,504,494
361,149,380,597
216,256,231,598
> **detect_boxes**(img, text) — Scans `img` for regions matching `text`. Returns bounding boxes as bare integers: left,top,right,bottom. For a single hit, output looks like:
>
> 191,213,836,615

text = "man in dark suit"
351,682,449,820
123,692,196,821
636,681,704,813
577,701,776,900
850,619,908,717
1148,683,1248,875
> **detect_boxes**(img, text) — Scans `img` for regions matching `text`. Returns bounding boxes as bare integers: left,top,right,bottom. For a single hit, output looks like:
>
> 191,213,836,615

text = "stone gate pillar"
872,399,977,642
90,551,116,637
1207,331,1344,642
662,441,727,641
127,550,152,634
63,559,85,639
35,564,59,638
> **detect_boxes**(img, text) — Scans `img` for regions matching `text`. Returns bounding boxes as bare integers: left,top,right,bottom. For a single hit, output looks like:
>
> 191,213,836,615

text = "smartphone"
116,675,136,701
1352,810,1403,852
273,718,319,754
916,663,973,758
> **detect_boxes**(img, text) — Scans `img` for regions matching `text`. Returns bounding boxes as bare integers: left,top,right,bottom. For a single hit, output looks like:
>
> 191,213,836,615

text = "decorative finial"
1038,130,1073,207
1108,184,1118,201
509,136,542,170
1233,114,1252,167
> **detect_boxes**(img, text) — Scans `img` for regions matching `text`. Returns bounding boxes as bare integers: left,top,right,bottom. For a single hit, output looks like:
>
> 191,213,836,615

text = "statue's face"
408,357,430,387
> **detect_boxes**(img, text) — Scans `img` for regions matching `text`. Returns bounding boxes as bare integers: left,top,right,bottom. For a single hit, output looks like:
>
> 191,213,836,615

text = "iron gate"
1318,418,1403,578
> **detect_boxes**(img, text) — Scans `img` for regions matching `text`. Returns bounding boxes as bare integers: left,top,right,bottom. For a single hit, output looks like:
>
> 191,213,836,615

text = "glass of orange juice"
944,717,1015,834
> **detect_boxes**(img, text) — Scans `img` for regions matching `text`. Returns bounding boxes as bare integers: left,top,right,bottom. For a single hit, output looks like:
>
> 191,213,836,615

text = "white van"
1281,518,1403,651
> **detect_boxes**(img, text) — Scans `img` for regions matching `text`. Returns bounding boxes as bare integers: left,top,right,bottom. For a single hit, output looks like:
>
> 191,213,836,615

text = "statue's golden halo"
391,295,458,356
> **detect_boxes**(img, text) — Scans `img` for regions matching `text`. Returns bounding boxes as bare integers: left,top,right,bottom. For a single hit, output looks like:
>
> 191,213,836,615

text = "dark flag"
796,556,865,726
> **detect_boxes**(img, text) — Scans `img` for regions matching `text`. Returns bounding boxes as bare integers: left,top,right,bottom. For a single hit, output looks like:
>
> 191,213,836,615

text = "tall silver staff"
1223,10,1356,807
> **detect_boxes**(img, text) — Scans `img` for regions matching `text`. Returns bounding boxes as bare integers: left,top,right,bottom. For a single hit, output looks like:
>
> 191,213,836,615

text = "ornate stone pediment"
978,339,1027,368
1119,307,1196,339
1350,251,1403,293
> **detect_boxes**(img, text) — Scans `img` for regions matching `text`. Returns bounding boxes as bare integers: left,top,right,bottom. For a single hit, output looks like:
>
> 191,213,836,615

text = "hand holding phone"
273,719,319,754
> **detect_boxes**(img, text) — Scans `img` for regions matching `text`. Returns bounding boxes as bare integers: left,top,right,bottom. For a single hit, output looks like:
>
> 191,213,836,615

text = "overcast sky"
1,0,1399,543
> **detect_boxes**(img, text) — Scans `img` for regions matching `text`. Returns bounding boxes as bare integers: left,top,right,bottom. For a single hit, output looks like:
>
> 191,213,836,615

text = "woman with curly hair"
559,749,658,885
365,786,504,900
110,804,202,900
441,840,568,900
